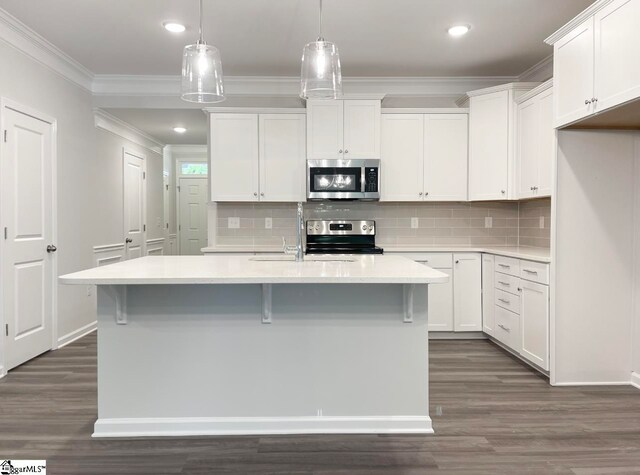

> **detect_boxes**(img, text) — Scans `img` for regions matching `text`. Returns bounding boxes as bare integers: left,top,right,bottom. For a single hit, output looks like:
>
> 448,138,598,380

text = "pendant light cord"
318,0,324,41
198,0,205,44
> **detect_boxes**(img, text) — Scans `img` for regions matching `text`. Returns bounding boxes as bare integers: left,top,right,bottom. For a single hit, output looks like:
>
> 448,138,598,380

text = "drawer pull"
498,324,511,333
523,269,538,274
498,281,510,286
498,264,510,268
498,298,511,304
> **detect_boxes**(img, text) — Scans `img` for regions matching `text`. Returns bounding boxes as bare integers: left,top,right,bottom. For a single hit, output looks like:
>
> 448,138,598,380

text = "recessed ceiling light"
173,127,187,133
448,25,470,37
163,22,186,33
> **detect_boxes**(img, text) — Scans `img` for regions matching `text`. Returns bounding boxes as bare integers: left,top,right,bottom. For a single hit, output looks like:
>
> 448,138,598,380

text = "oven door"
307,159,380,200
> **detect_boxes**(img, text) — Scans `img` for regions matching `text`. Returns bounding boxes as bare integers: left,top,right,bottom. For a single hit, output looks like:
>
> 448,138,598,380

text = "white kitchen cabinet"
467,83,536,201
424,114,468,201
307,99,381,159
453,253,482,332
210,114,259,202
549,0,640,128
482,254,495,336
258,114,306,202
553,18,595,127
427,267,454,332
210,112,305,202
594,0,640,113
520,279,550,371
381,113,468,202
516,81,554,199
381,114,424,201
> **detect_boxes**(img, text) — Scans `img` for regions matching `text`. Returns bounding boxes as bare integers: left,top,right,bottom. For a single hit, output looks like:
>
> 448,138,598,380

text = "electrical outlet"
485,216,493,228
411,217,419,229
265,217,272,229
228,217,240,229
539,216,545,229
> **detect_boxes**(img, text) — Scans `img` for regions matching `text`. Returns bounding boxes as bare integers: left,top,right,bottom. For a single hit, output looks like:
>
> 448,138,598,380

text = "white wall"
0,39,166,358
554,130,637,384
633,135,640,384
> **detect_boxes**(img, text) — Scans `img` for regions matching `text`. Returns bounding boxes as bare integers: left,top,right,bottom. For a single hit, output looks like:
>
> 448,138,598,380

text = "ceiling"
3,0,593,77
108,109,208,145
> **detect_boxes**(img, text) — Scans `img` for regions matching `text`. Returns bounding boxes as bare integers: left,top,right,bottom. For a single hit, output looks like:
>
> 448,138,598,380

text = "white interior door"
123,150,145,259
178,177,208,255
1,105,55,370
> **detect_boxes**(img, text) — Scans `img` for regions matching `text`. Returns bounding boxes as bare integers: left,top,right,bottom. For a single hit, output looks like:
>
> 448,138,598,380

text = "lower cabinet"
481,254,495,336
427,268,453,331
453,253,483,332
520,279,550,370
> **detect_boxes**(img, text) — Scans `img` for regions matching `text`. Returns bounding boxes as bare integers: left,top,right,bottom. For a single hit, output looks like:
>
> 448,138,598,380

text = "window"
180,163,208,175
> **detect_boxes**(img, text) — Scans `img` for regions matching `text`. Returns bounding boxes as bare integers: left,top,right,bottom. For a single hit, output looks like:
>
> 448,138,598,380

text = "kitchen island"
60,255,448,437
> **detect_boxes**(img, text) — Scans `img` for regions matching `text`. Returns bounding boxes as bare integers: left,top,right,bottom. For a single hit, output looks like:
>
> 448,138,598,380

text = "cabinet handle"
425,191,429,196
418,192,423,196
498,324,511,333
522,269,538,274
530,186,534,191
501,190,506,194
339,149,343,154
344,149,349,154
585,99,592,105
455,260,460,264
517,287,522,292
498,298,511,304
260,192,265,197
498,281,510,286
253,192,258,197
498,264,510,268
592,98,598,103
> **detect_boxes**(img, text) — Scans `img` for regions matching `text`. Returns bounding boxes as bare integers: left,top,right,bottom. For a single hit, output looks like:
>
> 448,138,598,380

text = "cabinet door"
536,88,554,197
594,0,640,112
258,114,306,202
481,254,495,336
468,91,509,201
210,114,259,201
520,280,549,370
343,100,381,159
553,18,595,127
427,267,454,332
516,98,539,199
453,253,483,332
424,114,468,201
380,114,424,201
306,100,344,159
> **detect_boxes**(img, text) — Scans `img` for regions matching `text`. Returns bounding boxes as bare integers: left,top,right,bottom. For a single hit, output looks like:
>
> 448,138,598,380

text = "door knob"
125,238,133,244
46,245,57,253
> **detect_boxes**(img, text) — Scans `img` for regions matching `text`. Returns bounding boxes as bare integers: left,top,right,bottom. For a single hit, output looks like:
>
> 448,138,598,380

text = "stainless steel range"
305,220,384,255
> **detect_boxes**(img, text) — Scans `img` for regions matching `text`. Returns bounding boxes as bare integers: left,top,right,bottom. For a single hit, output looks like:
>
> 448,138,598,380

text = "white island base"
61,256,446,437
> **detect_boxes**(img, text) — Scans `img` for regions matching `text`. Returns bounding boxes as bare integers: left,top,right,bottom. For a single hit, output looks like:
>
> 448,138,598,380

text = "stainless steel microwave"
307,159,380,201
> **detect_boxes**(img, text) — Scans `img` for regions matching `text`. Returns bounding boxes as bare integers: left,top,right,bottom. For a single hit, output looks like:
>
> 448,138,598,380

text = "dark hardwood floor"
1,333,640,474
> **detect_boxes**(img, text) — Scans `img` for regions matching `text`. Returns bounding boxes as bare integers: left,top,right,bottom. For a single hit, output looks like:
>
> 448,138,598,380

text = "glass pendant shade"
300,39,342,99
181,42,225,103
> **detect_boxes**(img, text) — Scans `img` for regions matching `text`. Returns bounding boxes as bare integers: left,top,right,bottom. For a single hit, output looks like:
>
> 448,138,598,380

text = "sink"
249,255,355,262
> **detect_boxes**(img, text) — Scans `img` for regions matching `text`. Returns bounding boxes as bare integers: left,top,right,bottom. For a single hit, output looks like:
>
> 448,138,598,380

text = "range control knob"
362,225,367,231
368,225,374,231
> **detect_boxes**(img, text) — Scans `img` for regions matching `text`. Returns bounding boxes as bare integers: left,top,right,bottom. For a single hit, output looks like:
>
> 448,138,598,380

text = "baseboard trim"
57,321,97,348
429,332,487,340
93,415,433,438
631,372,640,390
0,367,6,379
553,381,632,387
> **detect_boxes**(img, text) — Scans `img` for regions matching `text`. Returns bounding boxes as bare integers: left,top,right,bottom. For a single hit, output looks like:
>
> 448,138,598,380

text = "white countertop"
201,245,551,263
59,255,450,285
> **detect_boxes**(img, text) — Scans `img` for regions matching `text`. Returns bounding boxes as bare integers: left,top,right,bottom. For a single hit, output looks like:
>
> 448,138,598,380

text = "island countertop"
59,255,449,285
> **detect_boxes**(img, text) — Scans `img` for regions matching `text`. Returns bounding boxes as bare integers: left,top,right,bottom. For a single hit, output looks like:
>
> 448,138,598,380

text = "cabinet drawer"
415,253,453,268
519,260,549,284
494,272,520,295
494,305,521,352
495,289,521,314
494,256,520,276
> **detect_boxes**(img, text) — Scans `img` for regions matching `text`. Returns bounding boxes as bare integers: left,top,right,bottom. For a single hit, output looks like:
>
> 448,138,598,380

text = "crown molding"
92,74,519,98
518,54,553,82
545,0,614,45
0,8,93,91
94,109,164,154
382,108,468,114
465,82,541,98
202,107,305,114
516,78,553,104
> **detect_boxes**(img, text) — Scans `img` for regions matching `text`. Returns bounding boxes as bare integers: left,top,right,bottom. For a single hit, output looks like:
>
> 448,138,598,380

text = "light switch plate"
411,217,419,229
228,217,240,229
539,216,545,229
485,217,493,228
265,217,272,229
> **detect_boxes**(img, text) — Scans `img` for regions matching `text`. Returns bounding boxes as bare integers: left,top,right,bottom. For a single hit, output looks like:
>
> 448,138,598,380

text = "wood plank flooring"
1,333,640,474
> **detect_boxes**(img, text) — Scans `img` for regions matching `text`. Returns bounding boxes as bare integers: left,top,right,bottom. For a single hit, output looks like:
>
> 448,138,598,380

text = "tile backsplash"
212,198,552,249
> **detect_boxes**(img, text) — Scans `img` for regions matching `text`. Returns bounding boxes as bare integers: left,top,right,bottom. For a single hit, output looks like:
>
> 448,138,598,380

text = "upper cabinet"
516,81,554,199
209,112,306,202
307,99,381,159
381,112,468,202
467,83,538,201
548,0,640,128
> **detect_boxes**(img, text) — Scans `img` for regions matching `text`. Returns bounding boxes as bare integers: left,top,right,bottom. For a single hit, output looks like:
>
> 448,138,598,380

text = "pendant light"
181,0,225,103
300,0,342,99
